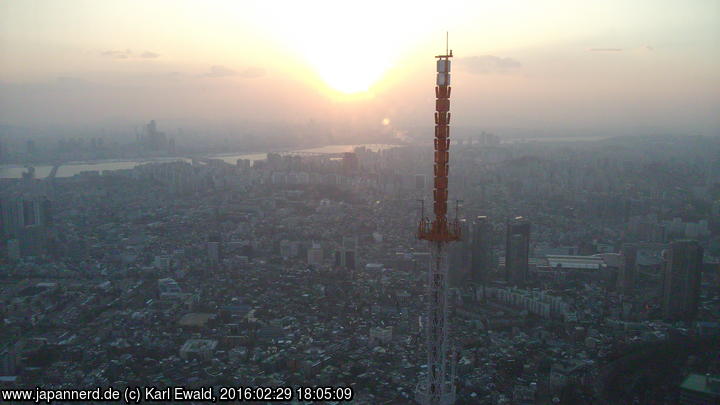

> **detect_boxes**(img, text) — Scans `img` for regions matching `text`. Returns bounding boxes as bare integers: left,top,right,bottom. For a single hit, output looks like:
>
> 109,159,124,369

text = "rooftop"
680,373,720,396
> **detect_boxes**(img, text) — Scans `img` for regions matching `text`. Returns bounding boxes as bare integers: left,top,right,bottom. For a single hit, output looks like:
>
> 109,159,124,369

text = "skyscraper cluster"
1,194,53,258
505,216,530,286
335,236,358,272
470,216,492,290
662,240,703,322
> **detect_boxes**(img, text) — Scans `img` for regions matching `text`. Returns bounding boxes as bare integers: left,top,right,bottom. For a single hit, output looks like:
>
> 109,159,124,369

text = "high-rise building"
617,244,637,294
1,198,22,238
207,233,222,266
341,152,359,176
339,236,358,271
266,153,282,169
1,195,52,257
470,216,492,287
505,216,530,285
307,242,323,266
6,196,52,233
140,120,168,151
662,240,703,322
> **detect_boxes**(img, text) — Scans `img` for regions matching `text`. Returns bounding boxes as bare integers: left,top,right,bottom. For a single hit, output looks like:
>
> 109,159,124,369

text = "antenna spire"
436,32,453,59
416,35,459,404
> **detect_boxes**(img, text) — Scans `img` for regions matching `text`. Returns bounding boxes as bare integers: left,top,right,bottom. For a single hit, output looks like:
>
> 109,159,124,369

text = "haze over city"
1,0,719,139
1,2,720,405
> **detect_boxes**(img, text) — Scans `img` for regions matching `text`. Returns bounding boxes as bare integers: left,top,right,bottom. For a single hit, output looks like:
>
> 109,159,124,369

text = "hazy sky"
1,0,718,138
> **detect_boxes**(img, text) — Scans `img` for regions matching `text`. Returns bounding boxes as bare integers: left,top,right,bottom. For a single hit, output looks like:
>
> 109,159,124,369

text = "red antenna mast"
415,33,459,405
418,33,459,243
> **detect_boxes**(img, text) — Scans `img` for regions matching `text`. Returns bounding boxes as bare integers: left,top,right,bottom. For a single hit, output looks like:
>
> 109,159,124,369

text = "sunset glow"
0,0,717,134
249,1,428,94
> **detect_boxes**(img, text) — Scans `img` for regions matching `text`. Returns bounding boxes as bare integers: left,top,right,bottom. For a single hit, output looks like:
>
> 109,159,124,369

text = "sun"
309,48,393,94
289,26,395,95
313,57,390,94
248,1,424,95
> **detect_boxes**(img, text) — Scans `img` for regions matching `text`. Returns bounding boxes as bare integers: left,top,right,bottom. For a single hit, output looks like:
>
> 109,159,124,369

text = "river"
0,144,401,179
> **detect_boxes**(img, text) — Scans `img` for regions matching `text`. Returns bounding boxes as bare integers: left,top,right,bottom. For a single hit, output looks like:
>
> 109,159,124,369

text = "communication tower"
415,34,460,405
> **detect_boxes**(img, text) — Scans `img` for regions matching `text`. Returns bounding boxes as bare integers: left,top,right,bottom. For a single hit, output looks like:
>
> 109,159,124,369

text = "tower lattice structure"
415,39,460,405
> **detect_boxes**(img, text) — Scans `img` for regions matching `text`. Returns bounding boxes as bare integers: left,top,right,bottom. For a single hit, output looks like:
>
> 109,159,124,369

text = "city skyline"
1,2,719,404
